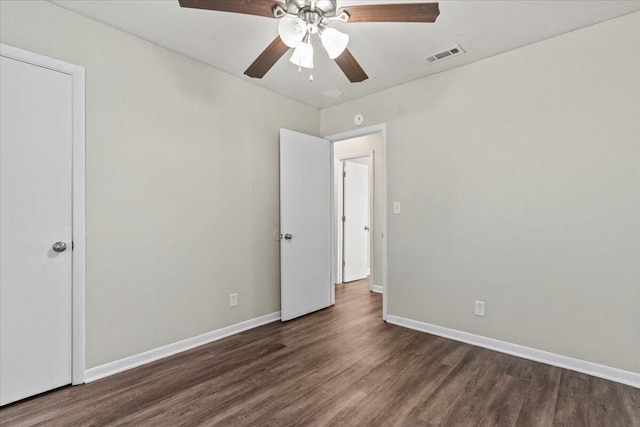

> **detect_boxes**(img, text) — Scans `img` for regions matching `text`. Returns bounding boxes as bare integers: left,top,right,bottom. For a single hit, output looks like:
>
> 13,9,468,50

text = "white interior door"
343,161,369,282
280,129,331,321
1,56,73,406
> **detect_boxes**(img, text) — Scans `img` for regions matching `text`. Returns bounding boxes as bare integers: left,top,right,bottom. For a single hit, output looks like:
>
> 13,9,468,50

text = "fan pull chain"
309,73,314,81
298,66,302,74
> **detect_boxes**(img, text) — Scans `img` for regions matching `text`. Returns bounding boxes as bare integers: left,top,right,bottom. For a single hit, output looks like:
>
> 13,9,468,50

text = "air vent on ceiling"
426,45,465,64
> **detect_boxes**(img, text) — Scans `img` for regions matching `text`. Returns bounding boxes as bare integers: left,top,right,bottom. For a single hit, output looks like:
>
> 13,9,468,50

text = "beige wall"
0,0,319,368
333,133,384,287
321,12,640,373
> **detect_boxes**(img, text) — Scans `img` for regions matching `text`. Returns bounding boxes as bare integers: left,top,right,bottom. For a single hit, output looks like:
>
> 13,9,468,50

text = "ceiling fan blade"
244,37,290,79
178,0,280,19
334,49,368,83
339,3,440,23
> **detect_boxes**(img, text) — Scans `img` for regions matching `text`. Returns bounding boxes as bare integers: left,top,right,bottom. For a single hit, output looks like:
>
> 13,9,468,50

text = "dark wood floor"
1,278,639,426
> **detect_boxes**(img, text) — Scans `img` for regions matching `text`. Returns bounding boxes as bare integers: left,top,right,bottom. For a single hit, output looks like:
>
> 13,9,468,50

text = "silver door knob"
284,233,293,240
52,241,67,252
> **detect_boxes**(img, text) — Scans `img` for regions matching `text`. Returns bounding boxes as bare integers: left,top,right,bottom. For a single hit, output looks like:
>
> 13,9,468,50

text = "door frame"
325,124,388,321
1,43,86,384
336,151,374,291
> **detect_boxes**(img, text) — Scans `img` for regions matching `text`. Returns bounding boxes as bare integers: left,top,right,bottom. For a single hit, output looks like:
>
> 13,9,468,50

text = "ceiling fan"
178,0,440,83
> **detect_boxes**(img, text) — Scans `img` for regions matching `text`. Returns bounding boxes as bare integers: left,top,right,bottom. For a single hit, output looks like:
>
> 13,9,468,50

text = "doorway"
279,127,387,322
336,153,373,288
327,125,387,320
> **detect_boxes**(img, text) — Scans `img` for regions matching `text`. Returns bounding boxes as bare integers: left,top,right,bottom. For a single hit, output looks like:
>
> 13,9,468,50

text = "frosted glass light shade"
290,42,314,69
320,28,349,59
278,15,306,48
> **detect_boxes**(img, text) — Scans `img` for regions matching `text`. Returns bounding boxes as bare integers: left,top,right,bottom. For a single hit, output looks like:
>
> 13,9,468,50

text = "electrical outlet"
475,300,485,317
229,293,238,308
393,202,401,214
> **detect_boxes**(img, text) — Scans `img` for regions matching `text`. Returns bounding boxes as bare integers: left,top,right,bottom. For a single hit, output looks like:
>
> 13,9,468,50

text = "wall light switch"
230,293,238,308
475,300,486,317
393,202,401,214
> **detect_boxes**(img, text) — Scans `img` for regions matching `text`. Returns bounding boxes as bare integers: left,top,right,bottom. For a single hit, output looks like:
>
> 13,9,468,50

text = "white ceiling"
51,0,640,108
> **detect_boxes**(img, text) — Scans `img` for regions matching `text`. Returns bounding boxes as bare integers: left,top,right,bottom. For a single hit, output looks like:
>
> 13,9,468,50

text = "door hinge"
343,260,346,267
72,241,74,250
342,215,346,222
343,171,346,178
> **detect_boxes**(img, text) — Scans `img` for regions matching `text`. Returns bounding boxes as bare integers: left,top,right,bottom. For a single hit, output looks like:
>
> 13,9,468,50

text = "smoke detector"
426,45,465,64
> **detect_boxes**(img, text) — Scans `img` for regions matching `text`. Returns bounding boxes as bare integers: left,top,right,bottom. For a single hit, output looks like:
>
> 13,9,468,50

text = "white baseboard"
387,315,640,389
85,311,281,383
372,285,383,294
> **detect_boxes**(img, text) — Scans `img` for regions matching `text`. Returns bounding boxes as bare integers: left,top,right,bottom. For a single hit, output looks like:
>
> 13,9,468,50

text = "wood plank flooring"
1,278,639,426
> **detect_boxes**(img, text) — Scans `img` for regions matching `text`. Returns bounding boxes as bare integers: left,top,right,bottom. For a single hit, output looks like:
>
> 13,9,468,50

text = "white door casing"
280,129,332,321
0,44,85,405
343,161,369,282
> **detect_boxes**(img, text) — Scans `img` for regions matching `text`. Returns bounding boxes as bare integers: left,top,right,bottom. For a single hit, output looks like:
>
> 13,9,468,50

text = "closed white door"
280,129,331,321
0,55,73,406
343,161,369,282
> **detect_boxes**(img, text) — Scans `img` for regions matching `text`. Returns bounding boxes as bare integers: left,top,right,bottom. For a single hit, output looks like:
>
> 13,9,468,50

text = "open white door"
280,129,331,321
343,161,369,282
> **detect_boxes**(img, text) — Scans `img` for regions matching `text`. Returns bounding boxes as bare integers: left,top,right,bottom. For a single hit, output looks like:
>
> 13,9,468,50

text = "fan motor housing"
284,0,337,18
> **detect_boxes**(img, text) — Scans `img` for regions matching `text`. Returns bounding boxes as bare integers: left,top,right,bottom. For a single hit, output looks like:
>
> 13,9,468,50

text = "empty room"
0,0,639,425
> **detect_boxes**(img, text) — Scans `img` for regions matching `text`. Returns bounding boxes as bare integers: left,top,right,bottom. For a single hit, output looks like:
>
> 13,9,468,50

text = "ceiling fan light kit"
290,37,314,69
278,15,306,47
320,27,350,59
178,0,440,82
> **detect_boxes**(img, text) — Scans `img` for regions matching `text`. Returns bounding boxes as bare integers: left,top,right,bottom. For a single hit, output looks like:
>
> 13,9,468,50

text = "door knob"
52,241,67,252
284,233,293,240
364,226,370,231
